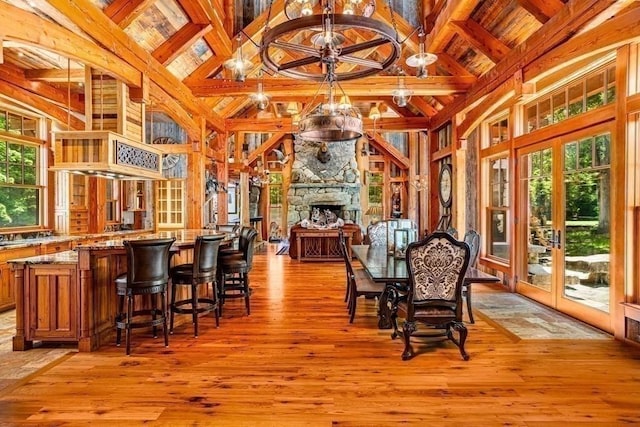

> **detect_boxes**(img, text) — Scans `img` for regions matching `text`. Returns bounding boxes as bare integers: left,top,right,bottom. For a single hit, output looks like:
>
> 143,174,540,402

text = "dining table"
350,244,500,329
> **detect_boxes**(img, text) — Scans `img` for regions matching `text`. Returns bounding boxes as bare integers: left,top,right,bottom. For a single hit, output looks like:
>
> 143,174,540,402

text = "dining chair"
339,229,385,323
462,229,481,323
390,232,470,360
365,221,387,246
169,234,225,337
115,237,175,355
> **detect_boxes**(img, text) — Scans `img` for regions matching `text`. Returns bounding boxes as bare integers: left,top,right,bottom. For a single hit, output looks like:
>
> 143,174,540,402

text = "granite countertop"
75,229,232,250
8,250,78,265
0,229,153,251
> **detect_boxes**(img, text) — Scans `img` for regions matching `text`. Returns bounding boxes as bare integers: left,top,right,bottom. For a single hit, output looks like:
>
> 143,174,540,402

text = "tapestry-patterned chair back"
406,232,470,303
366,221,387,247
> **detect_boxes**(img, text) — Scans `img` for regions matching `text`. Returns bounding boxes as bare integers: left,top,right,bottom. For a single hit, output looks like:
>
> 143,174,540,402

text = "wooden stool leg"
162,290,169,348
192,283,199,337
126,295,133,356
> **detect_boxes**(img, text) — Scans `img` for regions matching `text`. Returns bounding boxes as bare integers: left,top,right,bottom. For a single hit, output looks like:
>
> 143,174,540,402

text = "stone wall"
287,138,362,228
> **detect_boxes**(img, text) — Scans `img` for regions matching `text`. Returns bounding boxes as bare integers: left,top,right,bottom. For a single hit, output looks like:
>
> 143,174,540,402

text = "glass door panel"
518,146,555,305
516,130,612,332
561,134,611,313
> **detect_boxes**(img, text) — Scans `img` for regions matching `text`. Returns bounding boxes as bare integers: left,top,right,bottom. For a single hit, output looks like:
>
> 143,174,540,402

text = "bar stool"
115,237,175,356
218,227,258,315
169,234,224,337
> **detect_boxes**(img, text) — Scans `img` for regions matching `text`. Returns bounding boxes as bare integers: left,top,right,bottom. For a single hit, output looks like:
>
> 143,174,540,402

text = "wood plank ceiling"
0,0,634,140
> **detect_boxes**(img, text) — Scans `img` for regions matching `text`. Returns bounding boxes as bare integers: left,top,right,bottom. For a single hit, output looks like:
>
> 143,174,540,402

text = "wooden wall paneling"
281,137,293,237
428,129,440,231
464,128,479,233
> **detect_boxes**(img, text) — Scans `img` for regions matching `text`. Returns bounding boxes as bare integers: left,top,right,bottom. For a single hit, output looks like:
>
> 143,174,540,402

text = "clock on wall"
438,163,452,208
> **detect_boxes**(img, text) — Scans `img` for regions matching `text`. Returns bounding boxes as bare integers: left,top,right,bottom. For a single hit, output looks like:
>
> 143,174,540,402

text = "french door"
516,126,612,332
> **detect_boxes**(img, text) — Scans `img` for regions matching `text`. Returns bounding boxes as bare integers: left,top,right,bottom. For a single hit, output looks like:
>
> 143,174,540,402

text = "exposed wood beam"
179,0,232,56
0,79,84,129
435,52,475,77
450,20,511,64
0,64,84,113
524,6,640,83
153,23,212,65
44,0,225,133
430,0,617,129
183,0,286,85
425,0,480,53
247,132,286,164
149,82,199,141
225,117,428,132
189,76,475,97
24,68,85,83
457,78,515,138
517,0,565,24
409,97,439,117
1,3,141,87
367,132,410,169
104,0,153,28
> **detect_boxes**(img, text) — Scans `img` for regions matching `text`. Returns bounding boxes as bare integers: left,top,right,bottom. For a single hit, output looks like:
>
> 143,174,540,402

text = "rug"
473,292,610,340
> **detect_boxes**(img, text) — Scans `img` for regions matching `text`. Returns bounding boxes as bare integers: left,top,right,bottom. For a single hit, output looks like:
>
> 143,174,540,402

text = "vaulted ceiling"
0,0,637,140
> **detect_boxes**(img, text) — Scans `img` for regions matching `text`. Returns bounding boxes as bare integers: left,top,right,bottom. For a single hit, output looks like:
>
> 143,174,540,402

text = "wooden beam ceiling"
189,76,475,97
44,0,226,133
450,20,511,64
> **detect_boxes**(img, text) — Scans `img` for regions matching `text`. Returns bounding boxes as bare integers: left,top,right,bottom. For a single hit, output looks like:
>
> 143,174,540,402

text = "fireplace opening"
310,205,344,220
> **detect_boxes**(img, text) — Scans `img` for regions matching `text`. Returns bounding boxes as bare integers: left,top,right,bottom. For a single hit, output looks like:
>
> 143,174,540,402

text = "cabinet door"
0,262,13,312
1,247,38,312
27,265,78,341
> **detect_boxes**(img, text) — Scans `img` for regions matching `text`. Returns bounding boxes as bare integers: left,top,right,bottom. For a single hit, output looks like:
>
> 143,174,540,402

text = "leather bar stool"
218,224,246,258
218,227,258,315
115,237,175,356
169,234,224,337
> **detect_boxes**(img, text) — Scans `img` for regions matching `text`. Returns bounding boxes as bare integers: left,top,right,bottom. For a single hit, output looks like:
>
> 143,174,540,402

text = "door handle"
556,229,561,250
549,229,562,249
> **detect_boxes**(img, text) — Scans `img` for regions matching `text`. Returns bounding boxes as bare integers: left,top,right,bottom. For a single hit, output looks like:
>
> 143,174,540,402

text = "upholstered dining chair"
462,229,481,323
390,232,470,360
365,221,387,246
339,229,385,323
115,237,175,355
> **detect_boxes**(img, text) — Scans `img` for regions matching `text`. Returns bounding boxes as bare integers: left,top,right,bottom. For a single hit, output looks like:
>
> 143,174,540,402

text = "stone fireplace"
287,138,361,228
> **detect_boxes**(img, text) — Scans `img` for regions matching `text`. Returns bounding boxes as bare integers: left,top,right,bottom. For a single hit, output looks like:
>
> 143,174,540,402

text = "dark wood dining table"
351,245,500,329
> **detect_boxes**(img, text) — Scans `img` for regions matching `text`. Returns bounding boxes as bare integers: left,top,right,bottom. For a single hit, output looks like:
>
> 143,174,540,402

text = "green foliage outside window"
0,140,40,227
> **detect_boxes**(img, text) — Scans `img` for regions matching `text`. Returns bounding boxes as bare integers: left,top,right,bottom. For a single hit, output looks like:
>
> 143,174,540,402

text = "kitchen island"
10,230,231,352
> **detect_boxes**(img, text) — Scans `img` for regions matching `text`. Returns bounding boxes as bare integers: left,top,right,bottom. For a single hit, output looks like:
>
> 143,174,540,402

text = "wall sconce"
392,71,413,107
410,175,429,191
224,33,252,82
406,27,437,79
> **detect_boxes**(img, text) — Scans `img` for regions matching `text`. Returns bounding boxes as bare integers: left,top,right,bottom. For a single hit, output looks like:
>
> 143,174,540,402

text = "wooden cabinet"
41,241,72,254
26,263,79,343
54,172,89,235
0,246,39,312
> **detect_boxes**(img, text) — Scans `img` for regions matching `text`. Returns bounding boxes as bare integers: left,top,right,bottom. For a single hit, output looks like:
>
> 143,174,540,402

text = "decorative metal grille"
115,140,160,171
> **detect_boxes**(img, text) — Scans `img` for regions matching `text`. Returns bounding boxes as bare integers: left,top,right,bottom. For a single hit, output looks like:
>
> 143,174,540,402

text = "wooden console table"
296,228,354,262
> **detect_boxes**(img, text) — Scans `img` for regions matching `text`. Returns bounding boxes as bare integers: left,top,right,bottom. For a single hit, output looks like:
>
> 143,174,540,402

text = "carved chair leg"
390,305,399,340
449,321,469,361
213,281,220,328
401,321,416,361
169,281,177,334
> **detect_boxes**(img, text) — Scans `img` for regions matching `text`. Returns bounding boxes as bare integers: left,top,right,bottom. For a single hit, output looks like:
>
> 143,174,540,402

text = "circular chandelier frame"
261,14,401,81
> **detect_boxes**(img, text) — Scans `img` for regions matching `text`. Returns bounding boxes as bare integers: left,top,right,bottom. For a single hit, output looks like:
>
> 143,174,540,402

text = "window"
368,172,383,205
105,180,120,223
486,156,509,260
489,116,509,146
524,64,615,133
0,135,42,228
156,179,184,228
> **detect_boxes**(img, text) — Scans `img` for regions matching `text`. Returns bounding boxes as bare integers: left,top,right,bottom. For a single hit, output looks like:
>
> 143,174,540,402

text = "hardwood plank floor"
1,244,639,425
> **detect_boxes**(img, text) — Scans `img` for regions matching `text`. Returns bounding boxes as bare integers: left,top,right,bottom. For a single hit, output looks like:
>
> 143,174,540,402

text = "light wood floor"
1,244,640,425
